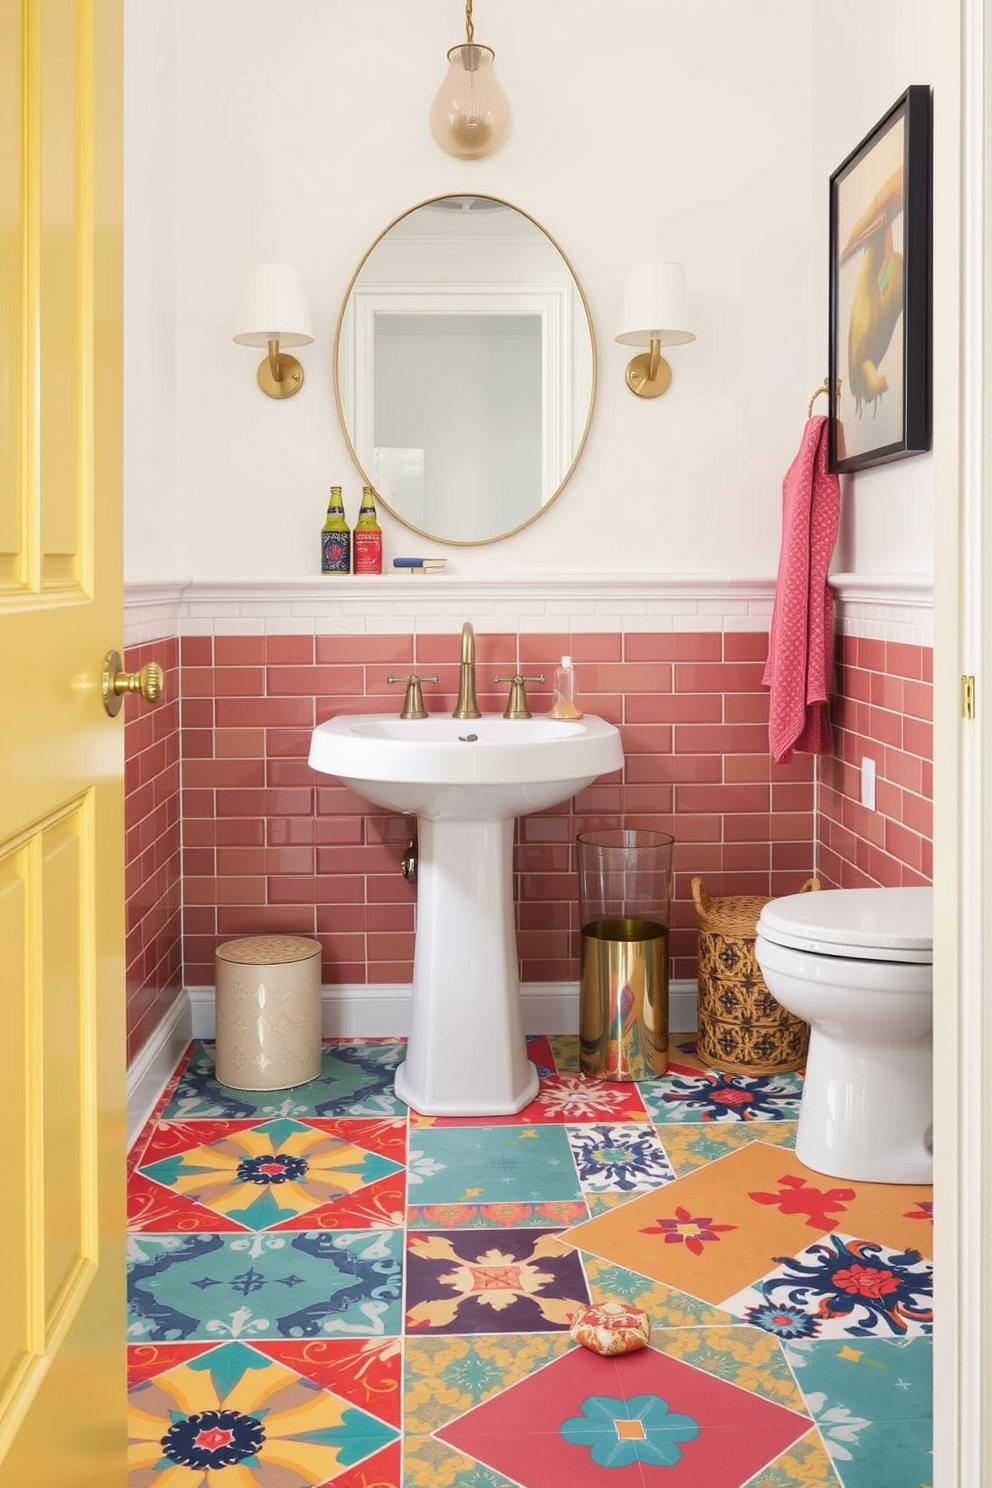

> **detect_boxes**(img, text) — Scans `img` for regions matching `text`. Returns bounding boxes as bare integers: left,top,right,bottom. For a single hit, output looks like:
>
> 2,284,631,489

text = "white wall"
809,0,935,577
123,0,934,584
123,0,178,580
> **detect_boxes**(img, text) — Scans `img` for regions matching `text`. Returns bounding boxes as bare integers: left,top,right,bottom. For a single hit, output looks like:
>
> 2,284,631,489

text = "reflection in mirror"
334,195,596,545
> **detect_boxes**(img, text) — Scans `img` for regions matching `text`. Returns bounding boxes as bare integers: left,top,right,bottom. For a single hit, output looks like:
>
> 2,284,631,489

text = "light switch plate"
861,756,876,811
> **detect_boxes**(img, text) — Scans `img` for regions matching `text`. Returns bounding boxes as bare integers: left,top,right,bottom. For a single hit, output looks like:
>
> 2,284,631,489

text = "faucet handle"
493,673,546,720
386,673,438,720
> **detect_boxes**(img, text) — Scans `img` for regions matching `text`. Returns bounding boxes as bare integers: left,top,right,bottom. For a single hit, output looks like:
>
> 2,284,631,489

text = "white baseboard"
126,991,193,1149
186,980,699,1040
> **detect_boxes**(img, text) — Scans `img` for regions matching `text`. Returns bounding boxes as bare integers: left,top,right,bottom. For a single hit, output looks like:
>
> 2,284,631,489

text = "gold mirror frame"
333,194,597,547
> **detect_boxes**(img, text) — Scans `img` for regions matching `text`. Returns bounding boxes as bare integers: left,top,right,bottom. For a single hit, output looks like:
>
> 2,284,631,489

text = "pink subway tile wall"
177,630,817,991
817,635,933,888
124,637,182,1061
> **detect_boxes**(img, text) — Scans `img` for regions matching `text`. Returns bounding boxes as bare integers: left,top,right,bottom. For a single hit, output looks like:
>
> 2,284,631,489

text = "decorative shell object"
569,1300,652,1356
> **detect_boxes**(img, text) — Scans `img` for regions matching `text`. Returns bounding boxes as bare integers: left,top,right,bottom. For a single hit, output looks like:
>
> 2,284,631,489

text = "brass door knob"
102,649,165,717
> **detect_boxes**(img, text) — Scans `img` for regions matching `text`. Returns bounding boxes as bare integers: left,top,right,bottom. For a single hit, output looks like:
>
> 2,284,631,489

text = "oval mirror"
334,195,597,546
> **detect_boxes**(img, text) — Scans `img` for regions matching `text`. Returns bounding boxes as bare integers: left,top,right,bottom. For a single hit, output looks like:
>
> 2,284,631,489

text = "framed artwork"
828,85,931,474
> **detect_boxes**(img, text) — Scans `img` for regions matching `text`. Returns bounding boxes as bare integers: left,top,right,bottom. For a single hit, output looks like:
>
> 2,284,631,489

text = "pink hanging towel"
762,415,841,765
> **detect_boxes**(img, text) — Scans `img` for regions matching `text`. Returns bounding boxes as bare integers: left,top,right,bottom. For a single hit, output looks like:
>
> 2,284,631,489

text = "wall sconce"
430,0,511,161
234,262,313,399
615,262,695,398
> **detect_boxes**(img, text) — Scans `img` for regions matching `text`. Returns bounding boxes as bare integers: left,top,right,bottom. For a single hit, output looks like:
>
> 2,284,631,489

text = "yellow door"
0,0,127,1482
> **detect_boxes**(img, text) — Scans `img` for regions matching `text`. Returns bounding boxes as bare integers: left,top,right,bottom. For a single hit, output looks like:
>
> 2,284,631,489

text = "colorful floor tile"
640,1066,804,1124
127,1037,932,1487
127,1339,399,1485
405,1229,589,1334
563,1142,934,1305
127,1228,404,1343
163,1039,406,1119
133,1117,405,1232
784,1335,933,1487
436,1339,811,1486
406,1124,582,1205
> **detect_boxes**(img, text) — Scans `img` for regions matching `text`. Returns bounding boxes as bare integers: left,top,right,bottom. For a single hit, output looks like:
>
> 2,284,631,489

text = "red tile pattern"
175,632,816,990
124,638,182,1061
817,635,933,888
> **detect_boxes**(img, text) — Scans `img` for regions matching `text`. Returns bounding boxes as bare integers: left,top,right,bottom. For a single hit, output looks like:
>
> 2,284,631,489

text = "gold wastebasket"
215,935,322,1090
577,829,674,1081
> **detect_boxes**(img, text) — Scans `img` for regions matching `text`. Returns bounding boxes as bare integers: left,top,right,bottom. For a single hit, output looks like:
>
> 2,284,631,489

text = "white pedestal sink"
308,712,624,1115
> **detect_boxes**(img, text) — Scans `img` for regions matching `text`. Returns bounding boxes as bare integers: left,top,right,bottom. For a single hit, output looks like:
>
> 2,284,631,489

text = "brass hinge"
962,674,976,719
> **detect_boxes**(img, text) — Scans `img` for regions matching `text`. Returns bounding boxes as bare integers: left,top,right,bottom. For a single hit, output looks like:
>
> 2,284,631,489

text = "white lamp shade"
234,262,313,349
615,262,695,348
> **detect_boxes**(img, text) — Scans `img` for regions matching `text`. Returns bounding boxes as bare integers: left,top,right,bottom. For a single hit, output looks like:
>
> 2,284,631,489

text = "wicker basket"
691,877,819,1077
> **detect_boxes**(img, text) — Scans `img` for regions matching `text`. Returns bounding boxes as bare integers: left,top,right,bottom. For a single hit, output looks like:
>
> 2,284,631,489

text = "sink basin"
308,712,623,821
308,710,624,1117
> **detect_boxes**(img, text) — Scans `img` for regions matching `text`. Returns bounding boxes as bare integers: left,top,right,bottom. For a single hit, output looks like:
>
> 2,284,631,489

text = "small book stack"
392,557,447,574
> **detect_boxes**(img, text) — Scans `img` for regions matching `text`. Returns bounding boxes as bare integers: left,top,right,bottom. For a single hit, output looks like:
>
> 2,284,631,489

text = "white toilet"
754,885,933,1184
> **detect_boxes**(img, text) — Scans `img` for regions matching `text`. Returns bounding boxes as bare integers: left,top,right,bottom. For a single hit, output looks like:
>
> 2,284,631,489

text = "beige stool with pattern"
214,935,322,1090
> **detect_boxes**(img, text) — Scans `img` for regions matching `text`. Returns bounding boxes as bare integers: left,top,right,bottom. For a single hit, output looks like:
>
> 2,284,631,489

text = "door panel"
0,0,126,1481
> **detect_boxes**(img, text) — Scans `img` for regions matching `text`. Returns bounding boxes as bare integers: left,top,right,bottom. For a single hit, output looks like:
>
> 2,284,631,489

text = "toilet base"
796,1027,933,1184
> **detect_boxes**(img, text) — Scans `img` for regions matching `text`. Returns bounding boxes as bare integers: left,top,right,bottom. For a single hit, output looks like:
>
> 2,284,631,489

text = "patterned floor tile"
414,1072,650,1128
435,1339,811,1486
660,1120,799,1177
651,1325,807,1411
748,1428,843,1487
406,1125,582,1205
127,1228,404,1344
127,1339,399,1485
723,1233,933,1341
405,1229,589,1334
563,1143,933,1305
403,1334,573,1434
582,1256,733,1329
408,1200,588,1230
640,1067,804,1124
133,1117,405,1232
784,1335,932,1487
566,1122,676,1198
162,1039,406,1119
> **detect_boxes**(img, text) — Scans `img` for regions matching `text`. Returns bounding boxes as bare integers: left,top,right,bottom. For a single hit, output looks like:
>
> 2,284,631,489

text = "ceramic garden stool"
214,934,322,1090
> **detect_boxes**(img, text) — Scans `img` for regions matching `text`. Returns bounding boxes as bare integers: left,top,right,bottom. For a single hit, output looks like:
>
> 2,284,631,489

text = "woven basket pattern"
692,878,818,1077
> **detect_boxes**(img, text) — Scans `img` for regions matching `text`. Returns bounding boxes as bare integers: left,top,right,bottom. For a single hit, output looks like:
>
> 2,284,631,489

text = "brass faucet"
452,621,481,719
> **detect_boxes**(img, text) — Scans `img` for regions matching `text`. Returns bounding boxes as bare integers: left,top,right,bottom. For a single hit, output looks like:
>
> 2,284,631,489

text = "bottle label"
353,529,383,574
322,530,351,573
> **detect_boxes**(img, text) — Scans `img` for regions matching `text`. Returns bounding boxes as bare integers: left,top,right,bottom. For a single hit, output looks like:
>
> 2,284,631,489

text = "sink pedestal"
394,817,540,1116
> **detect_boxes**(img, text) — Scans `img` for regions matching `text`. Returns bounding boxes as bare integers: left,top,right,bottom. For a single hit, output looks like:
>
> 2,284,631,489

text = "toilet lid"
756,886,933,963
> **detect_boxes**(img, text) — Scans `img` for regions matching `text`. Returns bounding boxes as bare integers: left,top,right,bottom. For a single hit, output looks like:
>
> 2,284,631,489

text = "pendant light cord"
465,0,474,44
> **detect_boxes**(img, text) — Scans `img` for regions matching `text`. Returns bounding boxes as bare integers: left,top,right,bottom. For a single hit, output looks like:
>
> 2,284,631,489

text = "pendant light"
430,0,511,161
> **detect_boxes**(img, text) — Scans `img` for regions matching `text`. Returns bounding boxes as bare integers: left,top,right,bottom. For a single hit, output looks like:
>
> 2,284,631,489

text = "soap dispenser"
548,655,583,719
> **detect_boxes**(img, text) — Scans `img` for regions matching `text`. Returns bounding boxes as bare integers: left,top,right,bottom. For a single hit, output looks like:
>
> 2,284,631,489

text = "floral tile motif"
566,1122,676,1196
435,1340,811,1488
724,1234,933,1341
403,1334,573,1434
417,1072,650,1128
651,1325,807,1411
403,1434,514,1488
779,1335,932,1487
127,1228,403,1343
564,1144,933,1306
405,1229,589,1335
127,1043,197,1178
641,1068,804,1124
127,1339,398,1486
582,1256,733,1329
136,1117,404,1231
405,1125,581,1205
408,1200,587,1231
747,1429,843,1487
660,1121,799,1177
161,1039,406,1120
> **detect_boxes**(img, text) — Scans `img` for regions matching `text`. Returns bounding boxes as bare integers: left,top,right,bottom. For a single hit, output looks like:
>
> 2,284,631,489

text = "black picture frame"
828,86,931,474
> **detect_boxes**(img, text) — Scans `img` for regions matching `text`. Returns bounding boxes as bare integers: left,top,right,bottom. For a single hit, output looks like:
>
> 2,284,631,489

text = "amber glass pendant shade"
430,43,511,160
